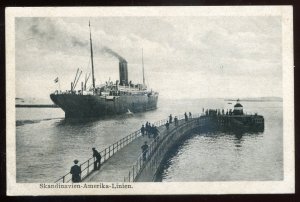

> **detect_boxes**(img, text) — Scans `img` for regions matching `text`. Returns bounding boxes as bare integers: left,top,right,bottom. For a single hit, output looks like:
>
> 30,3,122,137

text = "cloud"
15,16,282,99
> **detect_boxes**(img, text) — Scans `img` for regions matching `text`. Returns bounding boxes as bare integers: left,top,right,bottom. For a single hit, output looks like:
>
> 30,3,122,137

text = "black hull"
50,93,158,118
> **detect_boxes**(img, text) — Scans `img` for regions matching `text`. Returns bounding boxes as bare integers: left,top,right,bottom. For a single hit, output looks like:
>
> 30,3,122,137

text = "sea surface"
15,98,283,182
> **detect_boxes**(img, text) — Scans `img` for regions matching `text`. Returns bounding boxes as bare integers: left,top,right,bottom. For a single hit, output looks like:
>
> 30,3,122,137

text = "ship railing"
54,129,142,183
123,113,202,182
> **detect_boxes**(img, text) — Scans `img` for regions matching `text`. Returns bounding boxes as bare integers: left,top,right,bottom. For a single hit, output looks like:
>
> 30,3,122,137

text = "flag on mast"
54,77,59,83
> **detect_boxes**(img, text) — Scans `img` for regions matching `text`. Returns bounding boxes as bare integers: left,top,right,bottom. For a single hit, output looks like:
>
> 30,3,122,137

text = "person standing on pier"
92,148,102,170
165,121,169,130
174,116,178,126
169,114,173,124
145,122,148,135
141,141,149,161
70,160,81,183
148,123,153,138
141,124,145,137
184,112,188,122
146,122,150,136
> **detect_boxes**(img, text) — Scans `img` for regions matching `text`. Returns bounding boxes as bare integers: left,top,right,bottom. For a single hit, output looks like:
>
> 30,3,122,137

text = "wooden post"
80,164,82,181
132,166,135,181
140,158,142,169
129,171,131,182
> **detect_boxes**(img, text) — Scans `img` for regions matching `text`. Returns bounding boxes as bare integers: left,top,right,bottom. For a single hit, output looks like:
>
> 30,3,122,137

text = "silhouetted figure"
145,122,148,134
147,123,152,138
92,148,102,170
141,124,145,136
174,116,178,126
70,160,81,183
184,112,188,122
141,141,149,161
189,112,192,118
153,125,160,140
169,114,173,124
146,122,150,136
149,124,156,138
165,121,170,130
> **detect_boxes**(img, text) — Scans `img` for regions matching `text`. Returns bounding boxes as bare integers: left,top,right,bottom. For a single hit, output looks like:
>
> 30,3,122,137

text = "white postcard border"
6,6,294,195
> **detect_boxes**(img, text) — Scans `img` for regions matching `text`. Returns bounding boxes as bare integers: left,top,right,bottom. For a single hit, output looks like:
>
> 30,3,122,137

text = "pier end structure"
55,113,264,183
128,115,264,182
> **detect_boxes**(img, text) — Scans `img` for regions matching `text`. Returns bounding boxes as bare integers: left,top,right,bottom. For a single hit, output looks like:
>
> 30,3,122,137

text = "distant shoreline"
15,104,59,108
224,99,282,102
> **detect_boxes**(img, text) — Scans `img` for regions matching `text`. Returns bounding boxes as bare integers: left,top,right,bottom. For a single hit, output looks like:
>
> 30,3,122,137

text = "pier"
55,110,264,183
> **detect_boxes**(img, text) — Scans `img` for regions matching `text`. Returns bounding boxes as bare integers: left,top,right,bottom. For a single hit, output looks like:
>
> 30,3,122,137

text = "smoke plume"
102,46,127,63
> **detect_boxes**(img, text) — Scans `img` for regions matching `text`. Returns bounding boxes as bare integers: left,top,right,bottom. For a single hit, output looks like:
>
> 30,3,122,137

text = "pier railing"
54,115,182,183
55,128,143,183
123,113,202,182
123,112,265,182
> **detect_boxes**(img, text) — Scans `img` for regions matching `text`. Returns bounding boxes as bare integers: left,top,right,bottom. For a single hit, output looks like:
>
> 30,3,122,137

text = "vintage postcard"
6,6,294,195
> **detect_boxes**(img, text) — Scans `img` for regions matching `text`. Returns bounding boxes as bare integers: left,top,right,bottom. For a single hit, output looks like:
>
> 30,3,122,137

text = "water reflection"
156,128,264,182
16,99,281,182
56,114,124,126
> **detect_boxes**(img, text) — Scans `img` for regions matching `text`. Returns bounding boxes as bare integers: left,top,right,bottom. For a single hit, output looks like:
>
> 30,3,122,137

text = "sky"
15,16,282,100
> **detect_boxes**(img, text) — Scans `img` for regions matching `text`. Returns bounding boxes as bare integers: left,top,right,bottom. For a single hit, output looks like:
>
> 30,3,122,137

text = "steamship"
50,22,158,118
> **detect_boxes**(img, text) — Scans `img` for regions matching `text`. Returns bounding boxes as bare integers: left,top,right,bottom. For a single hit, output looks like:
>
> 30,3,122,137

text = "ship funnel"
119,61,128,85
102,47,128,85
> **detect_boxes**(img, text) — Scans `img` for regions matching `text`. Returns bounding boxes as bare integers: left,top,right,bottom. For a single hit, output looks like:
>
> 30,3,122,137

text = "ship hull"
50,93,158,118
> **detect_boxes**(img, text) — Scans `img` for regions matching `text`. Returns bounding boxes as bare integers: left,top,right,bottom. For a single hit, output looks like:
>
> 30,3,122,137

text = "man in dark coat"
153,125,159,139
165,121,169,130
169,114,173,124
147,123,152,138
184,112,188,122
141,141,149,161
141,124,145,136
92,148,102,170
174,116,178,126
145,122,149,136
70,159,81,183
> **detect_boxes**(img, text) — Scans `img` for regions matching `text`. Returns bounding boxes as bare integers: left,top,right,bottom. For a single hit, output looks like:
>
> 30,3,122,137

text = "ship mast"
89,21,96,94
142,48,145,85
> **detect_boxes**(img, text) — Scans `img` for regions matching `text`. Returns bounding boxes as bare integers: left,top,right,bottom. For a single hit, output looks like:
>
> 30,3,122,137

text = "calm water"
158,100,283,181
16,98,283,182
